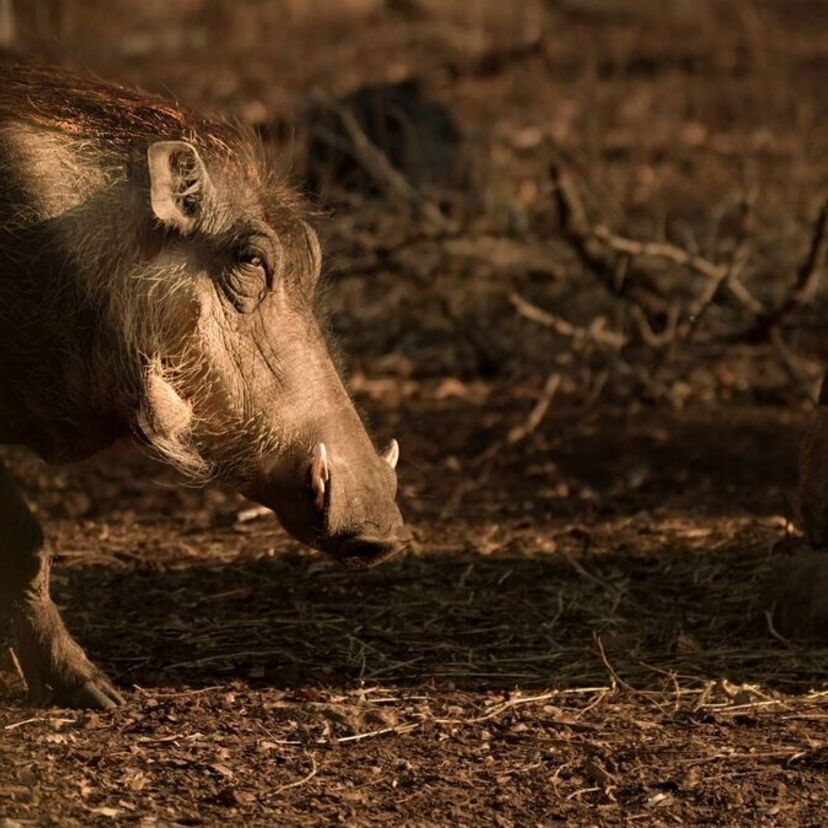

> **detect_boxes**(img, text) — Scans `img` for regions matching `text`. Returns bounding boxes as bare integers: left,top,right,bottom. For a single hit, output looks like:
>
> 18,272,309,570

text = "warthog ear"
147,141,213,233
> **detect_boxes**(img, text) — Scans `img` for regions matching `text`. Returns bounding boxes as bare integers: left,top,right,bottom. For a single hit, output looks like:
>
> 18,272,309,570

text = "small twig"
272,754,319,795
764,607,794,649
434,692,560,726
4,716,74,731
472,372,561,467
7,646,25,685
630,303,680,348
4,717,45,731
509,291,627,349
683,193,757,343
678,239,752,345
336,723,421,744
593,634,634,696
507,372,562,444
581,369,609,410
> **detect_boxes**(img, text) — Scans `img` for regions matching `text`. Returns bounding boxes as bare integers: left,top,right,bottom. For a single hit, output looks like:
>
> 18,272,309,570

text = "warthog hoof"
762,551,828,641
11,597,124,709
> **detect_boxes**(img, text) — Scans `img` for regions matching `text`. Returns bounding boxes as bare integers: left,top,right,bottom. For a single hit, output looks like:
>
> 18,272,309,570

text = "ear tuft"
147,140,212,233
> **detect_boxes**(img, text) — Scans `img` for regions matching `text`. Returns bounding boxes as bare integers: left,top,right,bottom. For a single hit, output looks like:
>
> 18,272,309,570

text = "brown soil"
3,1,828,825
2,394,828,825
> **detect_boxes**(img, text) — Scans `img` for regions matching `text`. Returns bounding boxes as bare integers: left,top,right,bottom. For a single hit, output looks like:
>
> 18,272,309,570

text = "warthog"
0,63,408,709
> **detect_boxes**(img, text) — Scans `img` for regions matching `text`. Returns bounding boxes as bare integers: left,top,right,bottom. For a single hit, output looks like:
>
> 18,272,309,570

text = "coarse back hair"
0,60,306,226
0,61,241,153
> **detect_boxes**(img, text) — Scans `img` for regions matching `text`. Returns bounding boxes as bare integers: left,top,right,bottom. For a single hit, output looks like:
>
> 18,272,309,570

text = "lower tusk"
310,442,330,510
382,438,399,470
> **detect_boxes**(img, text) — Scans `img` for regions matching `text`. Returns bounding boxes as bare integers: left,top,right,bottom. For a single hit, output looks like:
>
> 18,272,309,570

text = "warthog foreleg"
0,462,123,709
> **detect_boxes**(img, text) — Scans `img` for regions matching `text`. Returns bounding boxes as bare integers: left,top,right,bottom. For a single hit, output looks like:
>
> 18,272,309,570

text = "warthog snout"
252,437,407,569
306,438,408,568
333,527,412,570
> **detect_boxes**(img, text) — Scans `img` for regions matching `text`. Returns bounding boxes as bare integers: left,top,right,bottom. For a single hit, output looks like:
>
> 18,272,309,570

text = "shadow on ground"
50,533,826,701
1,401,821,706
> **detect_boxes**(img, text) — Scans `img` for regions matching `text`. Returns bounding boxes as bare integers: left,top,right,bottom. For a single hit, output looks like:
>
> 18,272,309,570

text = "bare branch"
630,304,680,349
750,195,828,337
550,164,669,317
770,328,818,405
590,225,765,318
509,291,627,349
679,239,752,344
551,162,770,354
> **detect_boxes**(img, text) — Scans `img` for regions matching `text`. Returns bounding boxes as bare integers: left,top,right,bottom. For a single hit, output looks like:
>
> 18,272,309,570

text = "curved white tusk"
382,438,399,470
310,442,330,510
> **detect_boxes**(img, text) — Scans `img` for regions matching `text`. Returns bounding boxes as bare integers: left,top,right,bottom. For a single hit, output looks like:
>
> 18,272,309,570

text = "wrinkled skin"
0,64,407,708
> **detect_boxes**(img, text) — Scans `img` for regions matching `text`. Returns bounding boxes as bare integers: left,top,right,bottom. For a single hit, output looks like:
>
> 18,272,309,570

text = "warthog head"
129,139,407,568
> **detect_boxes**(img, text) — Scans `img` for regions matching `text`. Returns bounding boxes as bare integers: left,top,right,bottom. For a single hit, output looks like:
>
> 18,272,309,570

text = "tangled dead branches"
311,89,828,408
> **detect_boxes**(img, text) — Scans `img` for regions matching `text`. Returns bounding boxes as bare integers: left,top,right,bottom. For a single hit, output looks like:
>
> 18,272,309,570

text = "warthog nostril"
336,527,411,569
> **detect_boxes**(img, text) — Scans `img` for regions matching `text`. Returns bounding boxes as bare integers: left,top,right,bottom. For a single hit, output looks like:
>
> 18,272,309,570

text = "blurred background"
2,0,825,405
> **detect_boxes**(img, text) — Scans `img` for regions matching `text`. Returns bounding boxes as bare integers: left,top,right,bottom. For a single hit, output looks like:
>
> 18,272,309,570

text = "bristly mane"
0,61,242,153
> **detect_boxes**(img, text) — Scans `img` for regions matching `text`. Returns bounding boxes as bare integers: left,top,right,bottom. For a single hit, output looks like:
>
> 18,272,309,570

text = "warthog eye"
222,229,282,312
238,249,269,281
223,245,273,313
240,252,264,270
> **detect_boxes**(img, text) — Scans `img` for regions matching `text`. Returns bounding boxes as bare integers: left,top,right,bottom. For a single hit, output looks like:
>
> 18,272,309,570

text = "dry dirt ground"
2,396,828,825
3,1,828,825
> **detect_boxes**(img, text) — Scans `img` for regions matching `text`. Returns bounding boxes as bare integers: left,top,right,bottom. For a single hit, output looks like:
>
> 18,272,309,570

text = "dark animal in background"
306,80,461,195
0,63,408,709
